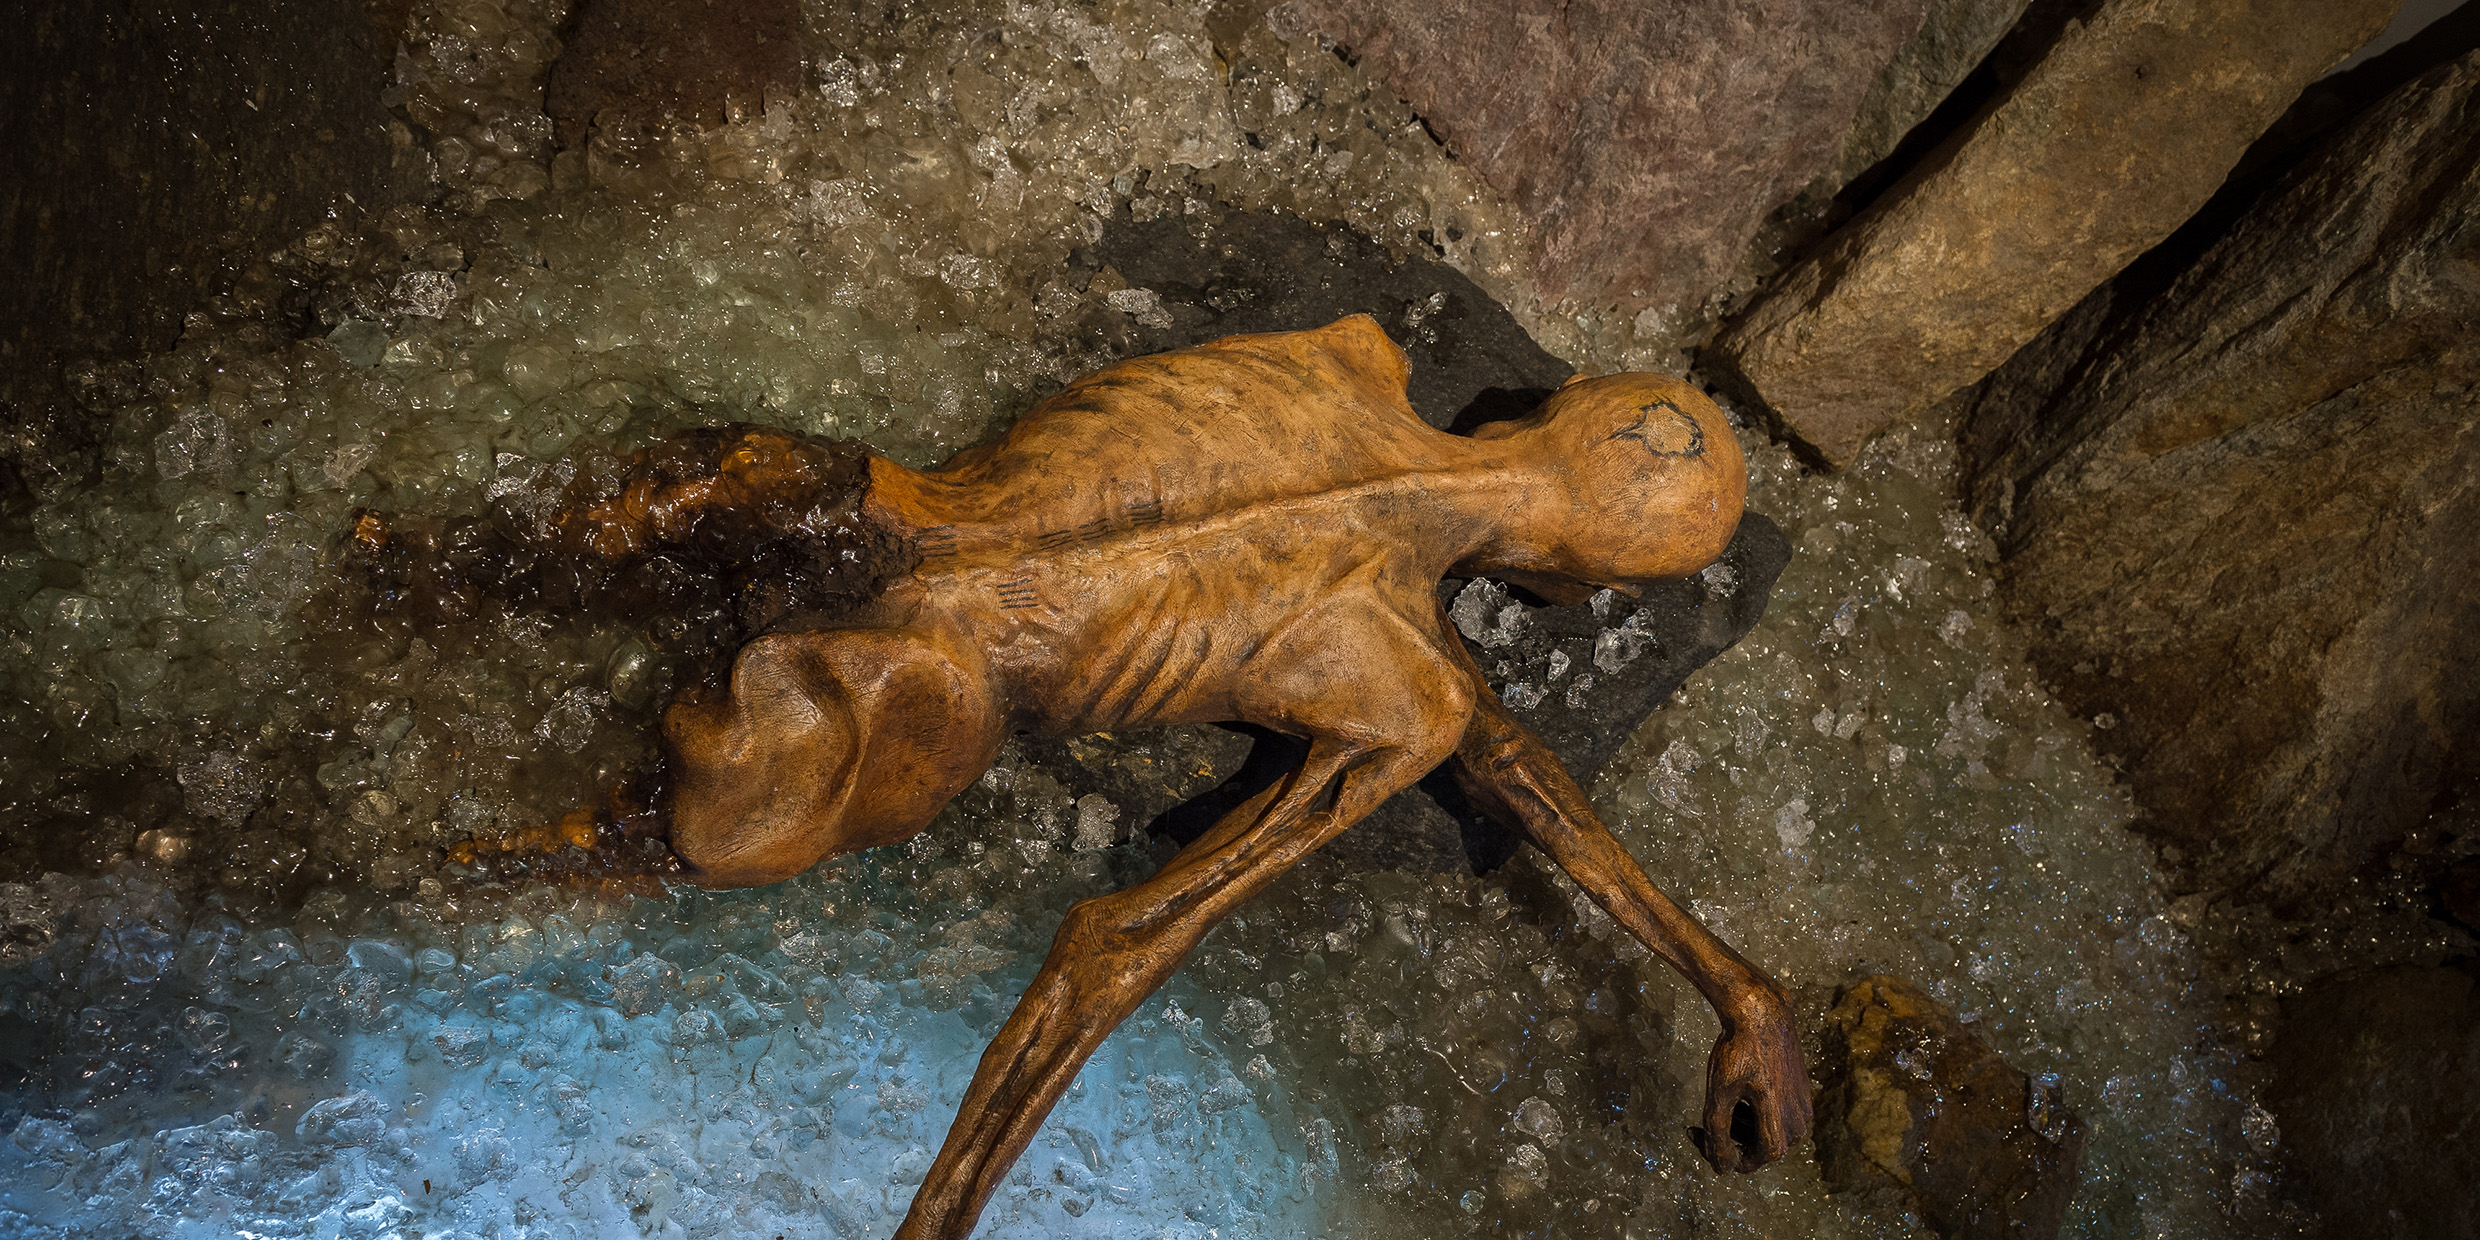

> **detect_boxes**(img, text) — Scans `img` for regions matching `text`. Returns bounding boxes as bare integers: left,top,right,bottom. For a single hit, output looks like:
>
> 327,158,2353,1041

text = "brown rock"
1711,0,2397,467
1956,51,2480,905
1816,974,2086,1240
1277,0,1936,312
544,0,802,148
2264,965,2480,1240
1826,0,2034,194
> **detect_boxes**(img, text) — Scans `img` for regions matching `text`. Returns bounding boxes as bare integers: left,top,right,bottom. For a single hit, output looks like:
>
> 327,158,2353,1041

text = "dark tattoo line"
1604,400,1706,458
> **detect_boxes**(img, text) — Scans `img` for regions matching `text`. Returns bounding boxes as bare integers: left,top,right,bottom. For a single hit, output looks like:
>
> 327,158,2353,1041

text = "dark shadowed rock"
2447,861,2480,935
545,0,803,149
1816,974,2085,1240
1955,51,2480,906
1027,207,1789,872
1712,0,2396,467
1275,0,1935,314
1095,207,1577,429
2264,964,2480,1240
0,0,408,412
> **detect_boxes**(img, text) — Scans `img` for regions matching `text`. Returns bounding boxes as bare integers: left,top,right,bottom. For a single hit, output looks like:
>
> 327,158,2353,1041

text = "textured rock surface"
1955,51,2480,905
1826,0,2035,194
1711,0,2397,467
2264,964,2480,1240
1817,974,2086,1240
544,0,803,148
1278,0,1935,315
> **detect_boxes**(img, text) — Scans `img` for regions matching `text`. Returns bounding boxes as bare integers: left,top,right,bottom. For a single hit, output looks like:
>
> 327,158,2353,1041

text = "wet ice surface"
0,0,2258,1235
0,831,1327,1239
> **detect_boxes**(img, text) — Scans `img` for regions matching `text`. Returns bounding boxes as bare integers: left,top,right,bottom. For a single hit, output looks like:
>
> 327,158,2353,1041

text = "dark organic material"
545,0,804,148
2265,965,2480,1240
504,316,1809,1237
1713,0,2395,466
1816,975,2085,1240
1278,0,1934,312
1956,50,2480,905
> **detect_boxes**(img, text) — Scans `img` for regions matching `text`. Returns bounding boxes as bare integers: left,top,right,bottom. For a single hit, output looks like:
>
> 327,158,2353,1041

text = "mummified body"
422,316,1811,1237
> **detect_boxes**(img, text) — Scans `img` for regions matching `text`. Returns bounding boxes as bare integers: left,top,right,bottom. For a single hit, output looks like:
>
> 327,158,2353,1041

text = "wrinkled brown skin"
643,316,1809,1235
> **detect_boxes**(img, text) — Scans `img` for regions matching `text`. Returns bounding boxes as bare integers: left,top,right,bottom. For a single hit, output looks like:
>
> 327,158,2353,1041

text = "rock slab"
1816,974,2085,1240
1712,0,2397,466
1278,0,1935,313
1956,51,2480,905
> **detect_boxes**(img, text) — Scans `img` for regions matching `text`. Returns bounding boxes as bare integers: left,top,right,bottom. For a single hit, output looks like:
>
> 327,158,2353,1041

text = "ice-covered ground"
1,1,2258,1236
0,832,1329,1239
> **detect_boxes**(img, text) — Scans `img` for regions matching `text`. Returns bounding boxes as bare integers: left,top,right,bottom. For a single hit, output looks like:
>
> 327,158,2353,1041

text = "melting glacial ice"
0,0,2254,1236
0,834,1328,1238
